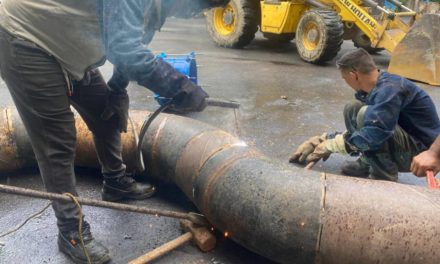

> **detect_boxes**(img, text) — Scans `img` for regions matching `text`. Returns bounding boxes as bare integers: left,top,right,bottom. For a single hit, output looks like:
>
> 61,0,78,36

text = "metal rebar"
0,184,195,222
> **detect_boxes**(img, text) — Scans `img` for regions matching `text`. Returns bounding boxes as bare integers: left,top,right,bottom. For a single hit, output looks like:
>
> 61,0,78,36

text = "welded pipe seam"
174,130,241,199
315,173,328,254
200,150,263,215
150,116,169,177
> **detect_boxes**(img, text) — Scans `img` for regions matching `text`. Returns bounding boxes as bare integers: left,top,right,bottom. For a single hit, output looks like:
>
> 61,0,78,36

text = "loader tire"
205,0,259,48
296,10,343,64
352,33,384,54
263,33,295,43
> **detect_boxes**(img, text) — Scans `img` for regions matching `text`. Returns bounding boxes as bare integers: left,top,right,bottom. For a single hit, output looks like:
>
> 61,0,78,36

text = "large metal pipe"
1,106,439,263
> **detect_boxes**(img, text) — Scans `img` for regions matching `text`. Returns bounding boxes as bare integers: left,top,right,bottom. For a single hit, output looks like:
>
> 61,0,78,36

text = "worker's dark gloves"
289,133,327,164
137,58,209,113
101,90,129,133
108,67,130,92
170,83,209,113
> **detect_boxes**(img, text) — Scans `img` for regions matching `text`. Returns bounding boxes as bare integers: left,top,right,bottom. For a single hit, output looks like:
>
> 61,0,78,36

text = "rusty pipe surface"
1,106,440,263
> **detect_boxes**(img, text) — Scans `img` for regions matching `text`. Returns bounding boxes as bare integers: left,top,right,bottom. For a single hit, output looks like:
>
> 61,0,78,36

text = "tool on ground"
0,184,209,226
206,0,440,85
426,170,440,190
128,220,216,264
137,52,239,172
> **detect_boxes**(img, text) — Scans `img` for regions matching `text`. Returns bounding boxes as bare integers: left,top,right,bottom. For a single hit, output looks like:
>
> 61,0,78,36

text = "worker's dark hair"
336,48,377,74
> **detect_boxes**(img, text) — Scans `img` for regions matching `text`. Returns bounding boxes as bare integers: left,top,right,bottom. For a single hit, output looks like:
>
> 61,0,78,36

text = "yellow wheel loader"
205,0,440,85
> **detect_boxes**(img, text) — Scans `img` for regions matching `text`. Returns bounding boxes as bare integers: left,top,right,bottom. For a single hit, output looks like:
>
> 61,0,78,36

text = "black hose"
136,100,173,172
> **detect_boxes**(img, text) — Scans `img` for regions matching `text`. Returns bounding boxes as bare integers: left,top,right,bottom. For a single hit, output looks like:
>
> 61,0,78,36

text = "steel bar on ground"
0,184,196,222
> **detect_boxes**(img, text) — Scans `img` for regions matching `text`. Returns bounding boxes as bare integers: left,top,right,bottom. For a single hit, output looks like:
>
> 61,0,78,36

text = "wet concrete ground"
1,18,439,263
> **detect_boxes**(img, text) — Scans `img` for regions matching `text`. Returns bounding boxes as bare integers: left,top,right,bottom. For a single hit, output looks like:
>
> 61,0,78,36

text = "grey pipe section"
1,107,440,263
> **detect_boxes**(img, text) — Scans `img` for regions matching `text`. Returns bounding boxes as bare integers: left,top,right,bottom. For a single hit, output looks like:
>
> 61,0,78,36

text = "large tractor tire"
205,0,259,48
352,32,384,54
295,10,344,64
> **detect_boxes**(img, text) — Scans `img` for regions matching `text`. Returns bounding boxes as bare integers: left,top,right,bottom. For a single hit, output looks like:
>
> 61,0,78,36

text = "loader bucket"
388,14,440,86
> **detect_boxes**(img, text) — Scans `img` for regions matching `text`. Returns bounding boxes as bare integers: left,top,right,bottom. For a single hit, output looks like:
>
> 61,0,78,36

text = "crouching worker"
289,48,440,181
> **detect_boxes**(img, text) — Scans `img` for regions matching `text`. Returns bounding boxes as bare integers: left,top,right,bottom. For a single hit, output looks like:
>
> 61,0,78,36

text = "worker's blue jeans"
0,28,127,231
343,101,424,181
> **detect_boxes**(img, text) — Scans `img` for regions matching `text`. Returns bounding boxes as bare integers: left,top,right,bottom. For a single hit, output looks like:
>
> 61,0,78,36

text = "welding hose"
136,100,173,172
136,89,197,172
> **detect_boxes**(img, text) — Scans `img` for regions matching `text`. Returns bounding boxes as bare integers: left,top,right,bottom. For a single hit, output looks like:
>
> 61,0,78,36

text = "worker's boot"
341,157,370,177
58,221,110,264
101,173,156,202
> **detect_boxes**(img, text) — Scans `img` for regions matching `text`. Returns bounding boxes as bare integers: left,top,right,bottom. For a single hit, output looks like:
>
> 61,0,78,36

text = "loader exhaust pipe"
1,106,440,263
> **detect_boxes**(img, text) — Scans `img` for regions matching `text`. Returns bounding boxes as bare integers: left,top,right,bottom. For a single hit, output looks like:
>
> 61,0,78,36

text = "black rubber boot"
58,222,110,264
341,158,370,177
102,174,156,202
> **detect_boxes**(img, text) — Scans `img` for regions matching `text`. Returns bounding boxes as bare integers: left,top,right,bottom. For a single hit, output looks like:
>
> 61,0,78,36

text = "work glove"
305,133,350,164
137,58,210,110
289,133,327,164
305,141,333,164
108,67,129,92
101,91,129,133
169,82,209,113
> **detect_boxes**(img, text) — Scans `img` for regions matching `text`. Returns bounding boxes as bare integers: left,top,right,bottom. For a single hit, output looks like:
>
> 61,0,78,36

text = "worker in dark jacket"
0,0,227,263
289,48,440,182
